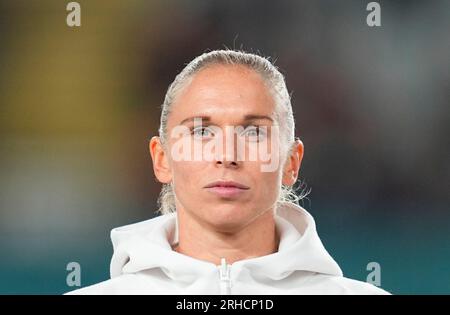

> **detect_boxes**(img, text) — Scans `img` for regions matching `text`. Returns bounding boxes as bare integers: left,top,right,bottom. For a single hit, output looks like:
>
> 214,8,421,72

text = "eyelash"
190,126,214,138
189,125,267,140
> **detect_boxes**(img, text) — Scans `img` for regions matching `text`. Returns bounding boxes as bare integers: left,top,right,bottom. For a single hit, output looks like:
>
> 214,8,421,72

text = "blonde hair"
156,49,309,215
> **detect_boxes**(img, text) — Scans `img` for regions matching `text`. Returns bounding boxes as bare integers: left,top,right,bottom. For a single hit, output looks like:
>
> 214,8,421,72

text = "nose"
215,130,242,169
216,159,240,168
215,148,241,168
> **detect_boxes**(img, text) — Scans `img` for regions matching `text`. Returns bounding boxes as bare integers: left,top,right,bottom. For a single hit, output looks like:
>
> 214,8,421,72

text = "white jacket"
67,202,389,295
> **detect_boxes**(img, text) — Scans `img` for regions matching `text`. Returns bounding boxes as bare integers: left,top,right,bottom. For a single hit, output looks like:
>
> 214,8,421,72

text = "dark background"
0,0,449,294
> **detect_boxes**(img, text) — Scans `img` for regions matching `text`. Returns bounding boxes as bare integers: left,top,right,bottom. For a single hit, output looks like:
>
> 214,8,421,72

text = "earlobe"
149,136,172,184
282,170,297,186
281,139,304,186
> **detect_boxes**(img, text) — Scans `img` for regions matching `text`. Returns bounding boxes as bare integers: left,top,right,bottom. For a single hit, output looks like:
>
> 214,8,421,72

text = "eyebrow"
179,114,274,125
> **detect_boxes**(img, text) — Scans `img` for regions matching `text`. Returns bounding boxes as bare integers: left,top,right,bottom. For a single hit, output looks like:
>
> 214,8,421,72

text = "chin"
203,205,252,231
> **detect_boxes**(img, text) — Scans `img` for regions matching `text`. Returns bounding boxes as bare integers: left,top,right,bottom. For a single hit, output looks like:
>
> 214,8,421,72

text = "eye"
242,125,267,141
191,126,214,139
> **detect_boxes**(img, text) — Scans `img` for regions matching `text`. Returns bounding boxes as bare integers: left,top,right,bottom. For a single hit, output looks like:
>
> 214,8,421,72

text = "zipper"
219,258,231,295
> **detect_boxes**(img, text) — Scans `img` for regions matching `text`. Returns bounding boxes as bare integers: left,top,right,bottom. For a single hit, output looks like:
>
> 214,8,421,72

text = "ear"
282,138,304,186
149,136,172,184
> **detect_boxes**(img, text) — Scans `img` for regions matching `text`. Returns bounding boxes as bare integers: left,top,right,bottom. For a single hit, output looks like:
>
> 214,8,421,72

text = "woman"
68,50,389,294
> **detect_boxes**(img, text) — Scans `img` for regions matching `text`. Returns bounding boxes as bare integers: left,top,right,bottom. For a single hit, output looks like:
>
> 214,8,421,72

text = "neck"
173,208,279,265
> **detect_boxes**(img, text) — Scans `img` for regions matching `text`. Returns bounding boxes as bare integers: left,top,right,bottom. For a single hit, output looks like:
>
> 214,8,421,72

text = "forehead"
169,64,277,126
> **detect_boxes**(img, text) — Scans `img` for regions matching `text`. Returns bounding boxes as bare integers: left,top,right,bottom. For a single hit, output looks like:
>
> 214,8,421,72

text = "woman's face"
152,64,302,232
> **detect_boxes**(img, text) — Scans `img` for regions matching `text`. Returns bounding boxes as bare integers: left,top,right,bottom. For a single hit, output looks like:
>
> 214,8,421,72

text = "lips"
204,180,249,198
204,180,249,190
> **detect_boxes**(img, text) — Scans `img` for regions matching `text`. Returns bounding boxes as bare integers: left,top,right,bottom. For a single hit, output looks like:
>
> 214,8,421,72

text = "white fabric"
67,202,389,295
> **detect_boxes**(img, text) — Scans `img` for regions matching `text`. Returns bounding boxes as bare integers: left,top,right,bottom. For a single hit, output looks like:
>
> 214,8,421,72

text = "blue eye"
243,126,266,141
191,126,214,139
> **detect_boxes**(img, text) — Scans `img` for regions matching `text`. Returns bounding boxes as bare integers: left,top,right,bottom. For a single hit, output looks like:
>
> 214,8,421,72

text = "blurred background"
0,0,449,294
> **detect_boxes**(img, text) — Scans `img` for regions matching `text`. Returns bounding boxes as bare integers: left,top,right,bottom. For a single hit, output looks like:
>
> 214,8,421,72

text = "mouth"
204,180,249,198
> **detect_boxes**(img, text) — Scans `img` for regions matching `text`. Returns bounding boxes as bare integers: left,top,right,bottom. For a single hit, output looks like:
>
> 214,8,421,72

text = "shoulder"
304,273,391,295
64,274,149,295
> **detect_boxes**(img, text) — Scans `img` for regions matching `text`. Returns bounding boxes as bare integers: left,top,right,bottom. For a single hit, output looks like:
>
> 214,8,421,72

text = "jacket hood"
109,202,343,283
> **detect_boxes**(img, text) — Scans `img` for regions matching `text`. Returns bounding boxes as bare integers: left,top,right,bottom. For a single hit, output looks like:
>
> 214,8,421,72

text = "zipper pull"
219,258,231,294
220,258,230,280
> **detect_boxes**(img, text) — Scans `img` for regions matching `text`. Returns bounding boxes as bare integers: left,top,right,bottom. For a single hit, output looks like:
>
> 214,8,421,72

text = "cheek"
249,164,282,203
171,161,206,208
263,172,282,196
172,162,187,181
171,161,206,186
